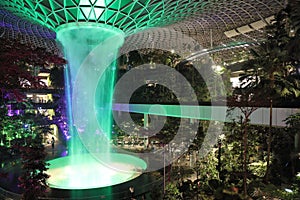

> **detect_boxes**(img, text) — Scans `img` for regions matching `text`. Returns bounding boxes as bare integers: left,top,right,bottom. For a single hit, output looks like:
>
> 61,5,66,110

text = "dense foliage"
0,37,66,199
0,37,66,101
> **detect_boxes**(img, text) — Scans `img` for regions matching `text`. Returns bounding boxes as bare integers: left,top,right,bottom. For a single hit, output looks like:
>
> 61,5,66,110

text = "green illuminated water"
47,153,147,189
56,23,123,155
49,23,147,190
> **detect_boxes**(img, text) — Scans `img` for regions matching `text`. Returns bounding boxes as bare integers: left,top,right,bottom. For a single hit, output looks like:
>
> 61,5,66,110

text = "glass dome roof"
0,0,285,64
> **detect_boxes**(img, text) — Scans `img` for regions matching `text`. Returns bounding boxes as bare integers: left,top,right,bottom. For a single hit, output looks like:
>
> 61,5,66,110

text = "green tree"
228,87,261,197
287,0,300,63
238,7,300,181
163,183,182,200
0,110,50,200
285,112,300,173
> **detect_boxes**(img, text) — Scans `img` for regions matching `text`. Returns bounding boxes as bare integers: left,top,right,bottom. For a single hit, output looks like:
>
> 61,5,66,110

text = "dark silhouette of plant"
17,132,49,200
0,37,66,102
49,66,65,89
228,86,263,197
0,37,66,199
284,112,300,173
237,5,300,182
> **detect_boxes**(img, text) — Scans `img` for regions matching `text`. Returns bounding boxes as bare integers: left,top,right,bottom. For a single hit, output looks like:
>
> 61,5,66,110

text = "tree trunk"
265,71,274,182
243,117,248,197
265,98,273,182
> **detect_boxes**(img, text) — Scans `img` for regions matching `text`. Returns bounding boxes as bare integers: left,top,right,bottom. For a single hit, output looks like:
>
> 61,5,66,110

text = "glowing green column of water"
56,22,124,156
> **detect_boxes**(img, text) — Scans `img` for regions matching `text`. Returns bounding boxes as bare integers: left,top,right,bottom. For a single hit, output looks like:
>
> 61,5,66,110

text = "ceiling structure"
0,0,285,66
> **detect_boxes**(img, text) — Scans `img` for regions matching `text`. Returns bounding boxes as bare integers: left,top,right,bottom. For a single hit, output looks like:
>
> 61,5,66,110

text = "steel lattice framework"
0,0,285,65
0,0,211,32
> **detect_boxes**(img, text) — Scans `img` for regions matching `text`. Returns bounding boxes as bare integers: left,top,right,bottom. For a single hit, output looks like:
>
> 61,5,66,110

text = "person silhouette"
51,136,55,149
128,186,136,200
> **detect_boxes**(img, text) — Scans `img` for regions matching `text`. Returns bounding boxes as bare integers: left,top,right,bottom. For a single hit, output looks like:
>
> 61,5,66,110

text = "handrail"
0,186,21,200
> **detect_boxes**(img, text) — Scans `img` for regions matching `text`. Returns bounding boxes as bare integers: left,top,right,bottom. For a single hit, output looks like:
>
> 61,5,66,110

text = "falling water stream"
47,23,147,190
